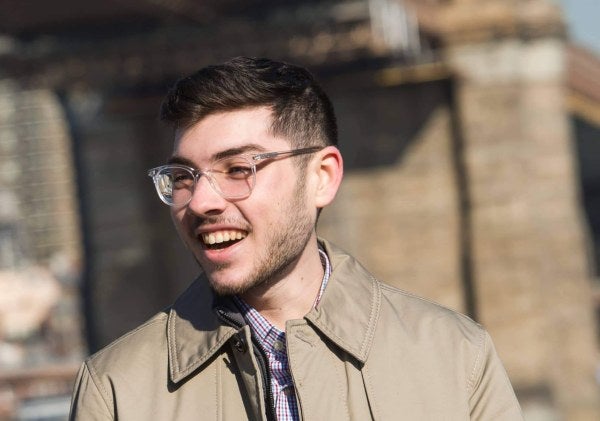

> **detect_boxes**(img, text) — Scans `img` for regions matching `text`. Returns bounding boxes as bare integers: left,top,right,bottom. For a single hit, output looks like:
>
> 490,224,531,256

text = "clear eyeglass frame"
147,146,323,207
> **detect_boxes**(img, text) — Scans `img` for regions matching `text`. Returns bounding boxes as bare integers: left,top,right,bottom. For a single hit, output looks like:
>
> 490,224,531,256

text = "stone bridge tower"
320,1,600,419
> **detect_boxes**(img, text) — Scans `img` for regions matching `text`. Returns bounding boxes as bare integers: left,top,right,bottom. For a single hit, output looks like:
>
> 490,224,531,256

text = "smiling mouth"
201,230,247,250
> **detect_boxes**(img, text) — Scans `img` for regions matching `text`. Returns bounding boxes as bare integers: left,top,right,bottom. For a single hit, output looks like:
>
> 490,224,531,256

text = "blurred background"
0,0,598,420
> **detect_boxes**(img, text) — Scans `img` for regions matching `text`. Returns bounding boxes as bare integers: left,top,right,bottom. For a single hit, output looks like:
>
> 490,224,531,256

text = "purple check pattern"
234,249,331,421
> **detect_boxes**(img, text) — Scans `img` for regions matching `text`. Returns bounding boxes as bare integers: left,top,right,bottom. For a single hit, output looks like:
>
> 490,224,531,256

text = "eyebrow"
168,143,267,166
167,155,196,167
213,144,266,160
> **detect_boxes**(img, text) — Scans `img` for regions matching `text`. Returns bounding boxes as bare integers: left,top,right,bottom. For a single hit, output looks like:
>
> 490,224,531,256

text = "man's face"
170,106,317,296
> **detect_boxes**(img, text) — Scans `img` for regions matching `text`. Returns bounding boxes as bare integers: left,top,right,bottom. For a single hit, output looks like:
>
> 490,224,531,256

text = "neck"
239,237,324,330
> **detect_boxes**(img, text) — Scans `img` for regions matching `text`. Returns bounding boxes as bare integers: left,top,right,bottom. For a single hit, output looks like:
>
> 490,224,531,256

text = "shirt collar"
314,247,331,307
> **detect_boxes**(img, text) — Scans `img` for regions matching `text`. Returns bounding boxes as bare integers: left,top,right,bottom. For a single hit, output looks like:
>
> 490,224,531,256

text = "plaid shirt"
234,248,331,421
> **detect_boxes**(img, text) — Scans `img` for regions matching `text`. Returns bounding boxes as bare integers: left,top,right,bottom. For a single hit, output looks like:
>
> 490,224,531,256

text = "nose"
186,174,228,216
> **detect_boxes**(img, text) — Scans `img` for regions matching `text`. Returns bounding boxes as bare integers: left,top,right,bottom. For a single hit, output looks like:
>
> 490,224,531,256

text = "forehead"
172,107,289,162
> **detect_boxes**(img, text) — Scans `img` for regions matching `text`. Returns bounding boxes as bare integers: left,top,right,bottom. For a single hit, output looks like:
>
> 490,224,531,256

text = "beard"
207,181,315,297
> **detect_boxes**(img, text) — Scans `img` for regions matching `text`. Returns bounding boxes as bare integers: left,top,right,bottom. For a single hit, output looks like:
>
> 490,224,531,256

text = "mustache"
190,215,251,231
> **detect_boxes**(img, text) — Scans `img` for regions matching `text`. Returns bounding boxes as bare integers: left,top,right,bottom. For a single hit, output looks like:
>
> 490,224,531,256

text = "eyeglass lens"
154,156,256,205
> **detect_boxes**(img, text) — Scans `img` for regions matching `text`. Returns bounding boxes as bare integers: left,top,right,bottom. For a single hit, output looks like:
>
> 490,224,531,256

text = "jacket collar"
305,239,381,364
167,239,381,384
166,279,240,383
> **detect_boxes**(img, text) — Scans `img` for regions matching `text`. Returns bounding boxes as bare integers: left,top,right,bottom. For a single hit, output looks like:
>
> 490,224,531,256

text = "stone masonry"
320,1,600,419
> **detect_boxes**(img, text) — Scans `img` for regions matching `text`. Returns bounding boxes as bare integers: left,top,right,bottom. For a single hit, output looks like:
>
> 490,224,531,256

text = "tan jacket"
69,240,523,420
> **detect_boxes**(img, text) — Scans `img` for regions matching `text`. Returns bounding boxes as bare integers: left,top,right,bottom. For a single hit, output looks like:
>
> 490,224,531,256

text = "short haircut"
160,57,337,148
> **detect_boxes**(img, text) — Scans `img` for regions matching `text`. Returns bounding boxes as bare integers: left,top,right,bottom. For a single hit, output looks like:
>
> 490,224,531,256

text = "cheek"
242,191,285,231
259,167,301,200
170,209,189,232
250,173,286,204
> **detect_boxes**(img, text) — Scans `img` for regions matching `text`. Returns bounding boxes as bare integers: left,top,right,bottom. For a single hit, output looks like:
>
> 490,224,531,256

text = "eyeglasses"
147,146,322,207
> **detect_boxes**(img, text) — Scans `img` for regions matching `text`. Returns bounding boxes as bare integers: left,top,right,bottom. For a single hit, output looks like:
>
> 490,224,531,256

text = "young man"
69,57,523,420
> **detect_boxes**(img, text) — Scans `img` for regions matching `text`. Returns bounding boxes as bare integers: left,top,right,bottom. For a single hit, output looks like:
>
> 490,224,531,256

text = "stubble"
208,180,314,296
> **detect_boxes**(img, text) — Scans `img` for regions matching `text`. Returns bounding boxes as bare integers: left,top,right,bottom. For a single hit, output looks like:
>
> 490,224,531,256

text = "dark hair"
160,57,337,148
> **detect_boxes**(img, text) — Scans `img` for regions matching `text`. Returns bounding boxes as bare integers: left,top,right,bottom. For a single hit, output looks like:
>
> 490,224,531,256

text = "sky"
558,0,600,54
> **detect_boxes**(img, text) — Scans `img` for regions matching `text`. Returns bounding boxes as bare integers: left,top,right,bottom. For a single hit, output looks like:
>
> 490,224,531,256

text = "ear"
311,146,344,209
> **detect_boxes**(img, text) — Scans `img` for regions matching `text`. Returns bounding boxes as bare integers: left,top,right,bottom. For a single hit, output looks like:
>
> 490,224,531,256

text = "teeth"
202,230,246,245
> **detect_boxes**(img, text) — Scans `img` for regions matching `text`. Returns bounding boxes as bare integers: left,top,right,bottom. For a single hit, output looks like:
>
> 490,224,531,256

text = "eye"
214,158,253,179
170,169,194,188
226,165,252,178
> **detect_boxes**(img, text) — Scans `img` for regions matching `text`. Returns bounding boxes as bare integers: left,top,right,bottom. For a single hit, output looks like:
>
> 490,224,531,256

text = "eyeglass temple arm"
252,146,322,161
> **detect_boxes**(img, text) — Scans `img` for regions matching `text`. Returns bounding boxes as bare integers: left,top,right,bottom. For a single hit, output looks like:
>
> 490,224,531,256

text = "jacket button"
232,335,247,353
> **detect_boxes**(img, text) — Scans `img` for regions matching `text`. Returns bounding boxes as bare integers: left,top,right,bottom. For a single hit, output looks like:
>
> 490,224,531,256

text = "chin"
205,270,251,297
209,279,250,297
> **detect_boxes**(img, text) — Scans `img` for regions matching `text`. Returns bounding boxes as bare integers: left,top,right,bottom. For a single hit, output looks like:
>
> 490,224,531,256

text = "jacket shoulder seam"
378,282,479,324
360,276,381,357
379,280,489,393
91,313,168,358
466,327,487,395
379,282,448,308
85,360,115,418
